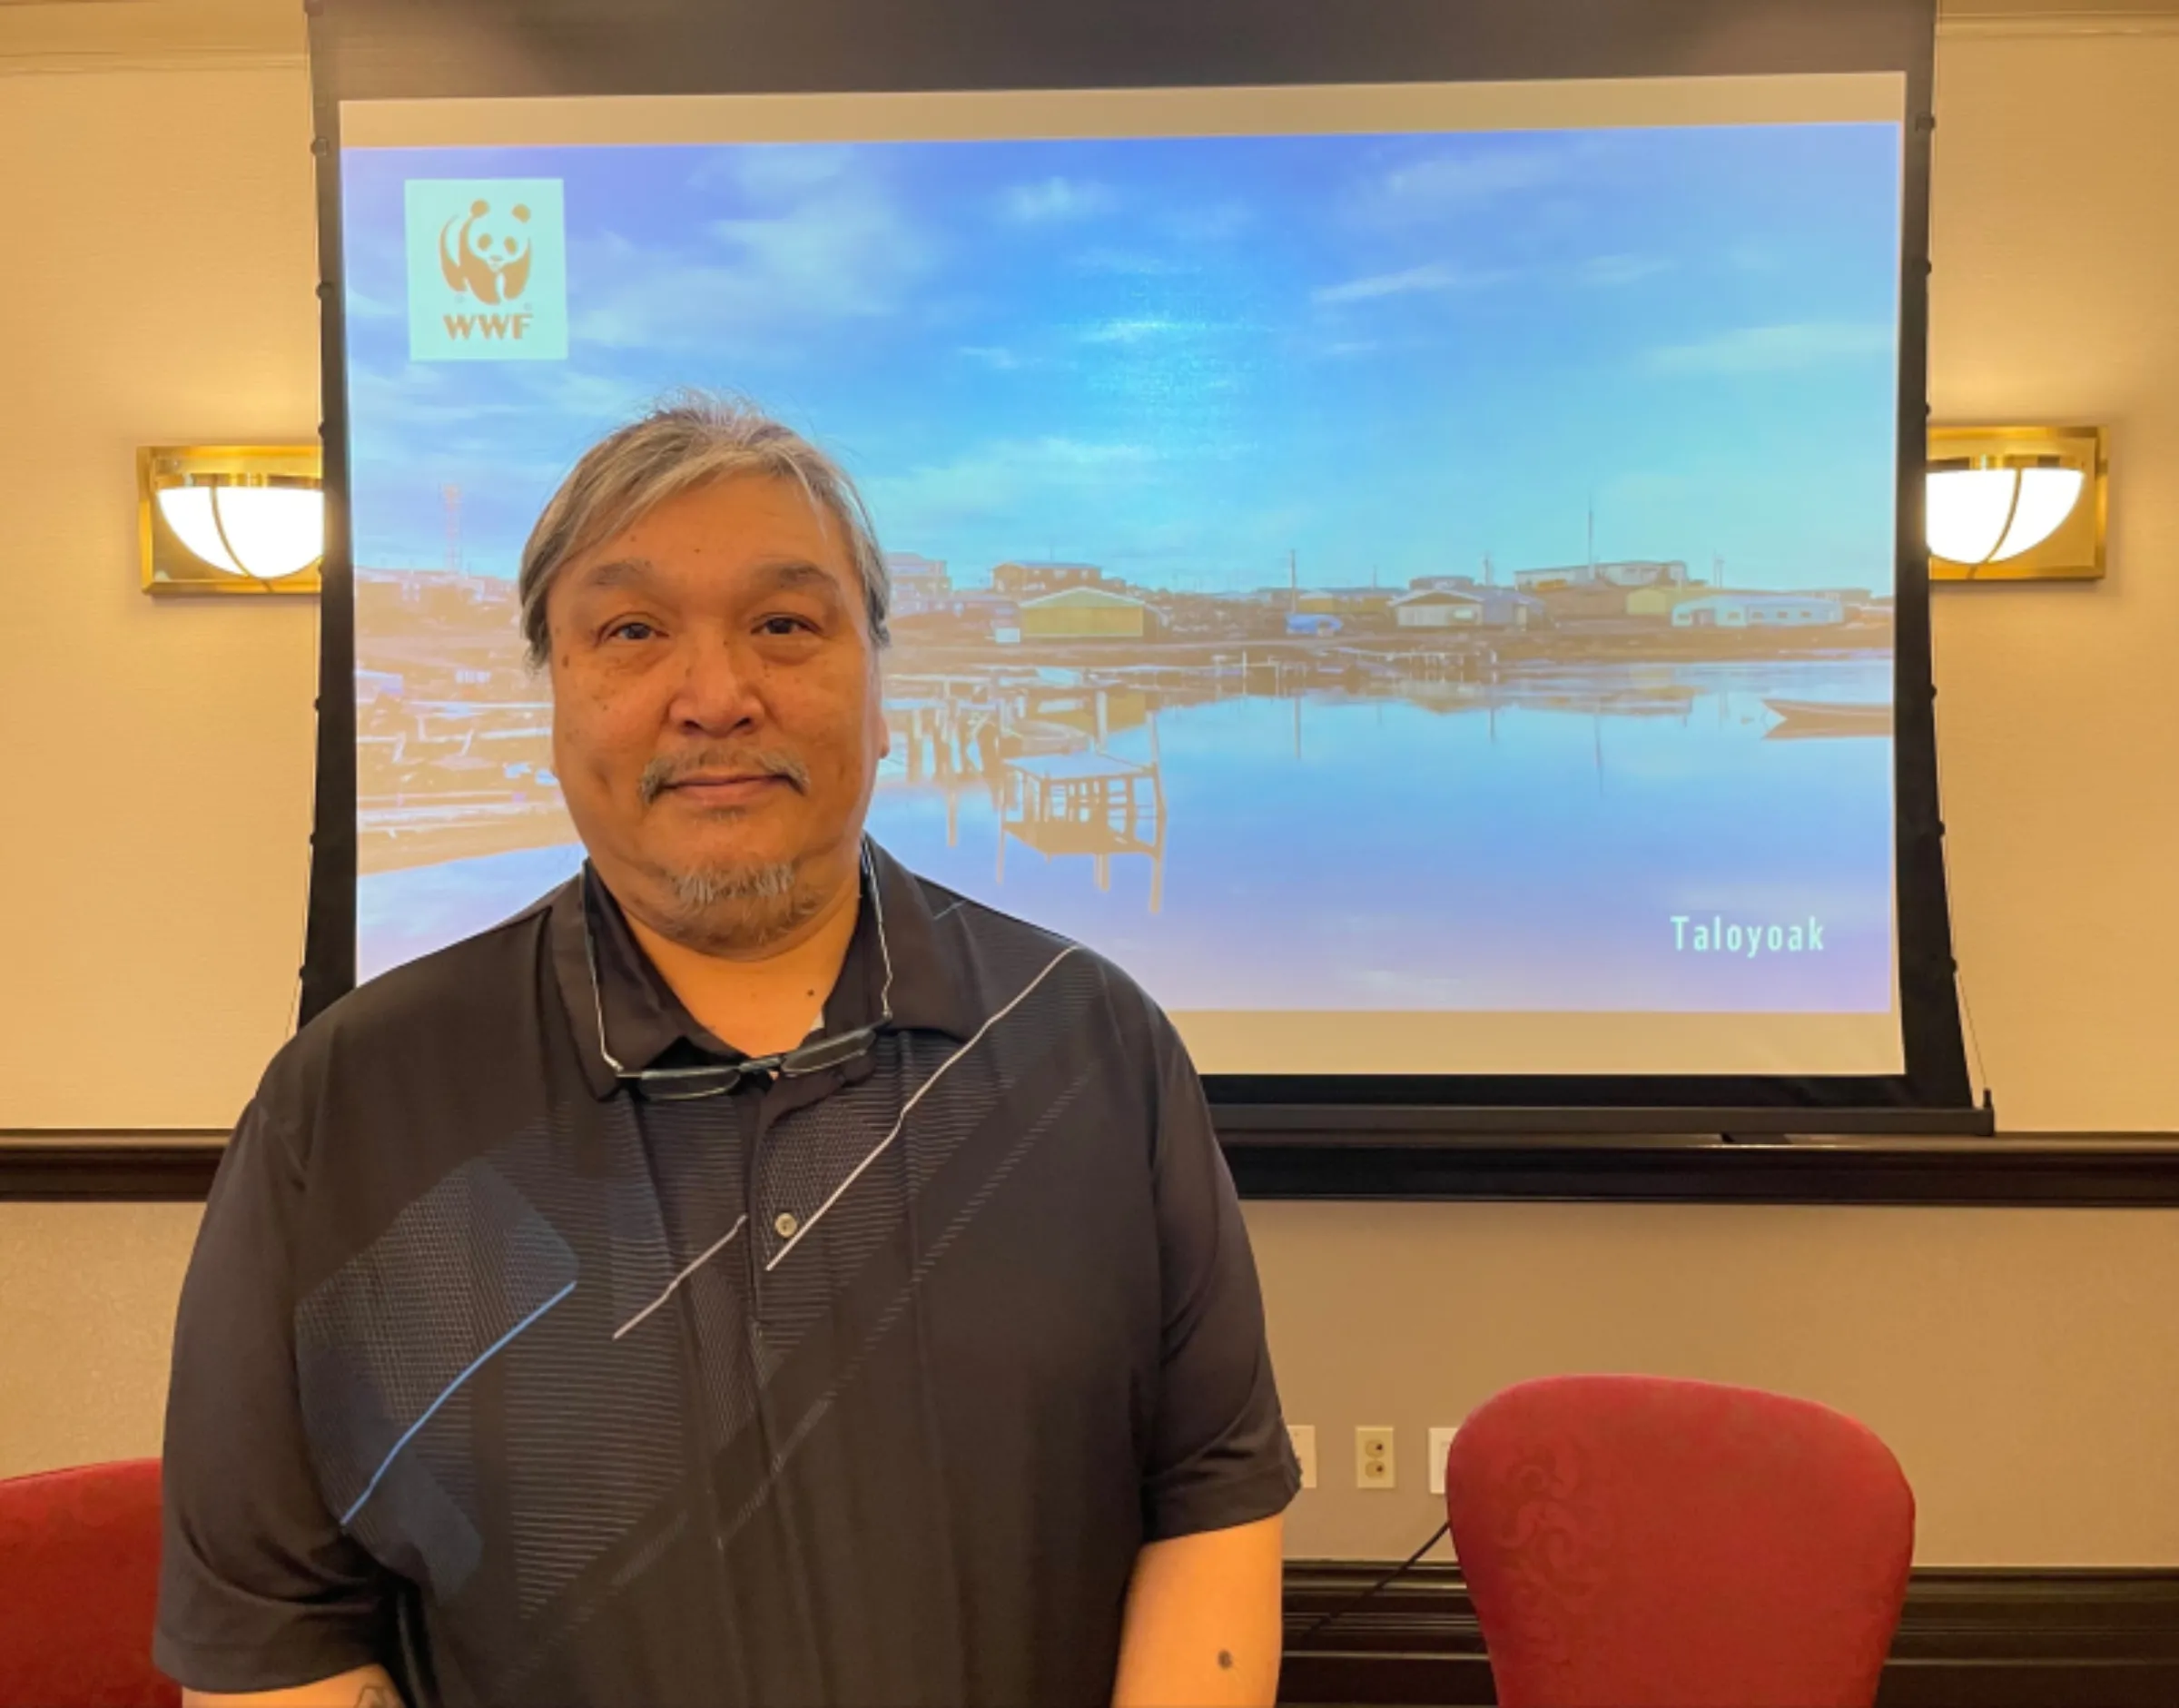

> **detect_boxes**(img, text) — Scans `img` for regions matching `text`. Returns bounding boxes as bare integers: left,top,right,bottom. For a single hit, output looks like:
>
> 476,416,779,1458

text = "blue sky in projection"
341,123,1903,593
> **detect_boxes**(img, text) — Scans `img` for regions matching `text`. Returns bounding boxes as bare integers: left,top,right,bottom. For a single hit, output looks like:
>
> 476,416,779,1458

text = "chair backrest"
1444,1376,1914,1708
0,1459,180,1708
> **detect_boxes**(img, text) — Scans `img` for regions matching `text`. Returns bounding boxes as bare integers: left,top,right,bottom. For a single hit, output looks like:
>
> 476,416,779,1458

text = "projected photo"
341,92,1904,1071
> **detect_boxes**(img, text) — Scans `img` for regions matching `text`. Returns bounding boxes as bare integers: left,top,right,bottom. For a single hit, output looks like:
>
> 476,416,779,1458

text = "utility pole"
442,484,462,576
1288,547,1298,614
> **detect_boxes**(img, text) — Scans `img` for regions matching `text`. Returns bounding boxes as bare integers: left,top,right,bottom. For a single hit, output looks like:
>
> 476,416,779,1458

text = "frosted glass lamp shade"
1926,467,2084,566
156,485,325,580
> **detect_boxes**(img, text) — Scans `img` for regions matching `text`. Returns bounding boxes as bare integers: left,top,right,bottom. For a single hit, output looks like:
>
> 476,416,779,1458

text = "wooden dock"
997,726,1168,911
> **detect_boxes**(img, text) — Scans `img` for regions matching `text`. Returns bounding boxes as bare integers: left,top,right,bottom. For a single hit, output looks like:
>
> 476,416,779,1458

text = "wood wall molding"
1281,1562,2179,1705
11,1130,2179,1205
1939,0,2179,36
1226,1133,2179,1206
0,1132,226,1198
0,0,302,76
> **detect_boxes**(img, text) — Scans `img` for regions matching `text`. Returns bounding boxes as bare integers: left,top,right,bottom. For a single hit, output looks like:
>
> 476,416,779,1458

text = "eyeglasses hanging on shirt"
582,841,896,1101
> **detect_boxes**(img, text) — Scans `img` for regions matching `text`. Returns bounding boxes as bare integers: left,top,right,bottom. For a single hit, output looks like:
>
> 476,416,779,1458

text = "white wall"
3,29,2176,1564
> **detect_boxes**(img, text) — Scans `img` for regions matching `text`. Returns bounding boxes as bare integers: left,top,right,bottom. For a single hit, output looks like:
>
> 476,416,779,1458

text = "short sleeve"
1140,1021,1302,1543
154,1092,397,1692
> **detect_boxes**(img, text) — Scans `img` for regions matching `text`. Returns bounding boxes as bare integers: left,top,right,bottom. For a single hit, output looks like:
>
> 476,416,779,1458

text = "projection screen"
302,0,1981,1132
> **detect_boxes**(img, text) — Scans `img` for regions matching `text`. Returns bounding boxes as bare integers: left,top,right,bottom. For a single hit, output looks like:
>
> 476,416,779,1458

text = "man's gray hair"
516,391,890,666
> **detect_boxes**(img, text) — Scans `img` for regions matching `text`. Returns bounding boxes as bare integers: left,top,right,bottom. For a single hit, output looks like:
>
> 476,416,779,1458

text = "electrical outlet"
1427,1426,1459,1496
1288,1424,1317,1490
1356,1425,1395,1489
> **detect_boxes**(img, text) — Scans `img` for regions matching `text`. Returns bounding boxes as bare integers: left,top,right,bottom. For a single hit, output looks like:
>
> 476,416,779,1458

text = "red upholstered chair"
0,1459,180,1708
1444,1376,1913,1708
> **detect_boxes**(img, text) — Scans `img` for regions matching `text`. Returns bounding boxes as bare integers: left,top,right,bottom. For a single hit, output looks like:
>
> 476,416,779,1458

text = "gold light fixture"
1928,425,2106,582
139,444,324,595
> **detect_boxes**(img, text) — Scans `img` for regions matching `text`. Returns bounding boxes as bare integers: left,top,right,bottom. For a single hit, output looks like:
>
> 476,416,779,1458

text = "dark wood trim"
1215,1104,1997,1139
1280,1562,2179,1706
8,1130,2179,1206
1227,1134,2179,1207
1284,1561,1490,1706
0,1132,226,1200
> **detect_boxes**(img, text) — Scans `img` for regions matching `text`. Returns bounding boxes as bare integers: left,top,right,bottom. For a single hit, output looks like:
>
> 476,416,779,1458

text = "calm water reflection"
360,657,1894,1013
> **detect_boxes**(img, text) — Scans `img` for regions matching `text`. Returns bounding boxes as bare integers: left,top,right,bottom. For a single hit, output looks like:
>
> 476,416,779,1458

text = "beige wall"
3,31,2177,1563
1925,33,2179,1130
0,65,320,1131
0,1204,202,1481
1264,1201,2179,1564
8,1196,2175,1565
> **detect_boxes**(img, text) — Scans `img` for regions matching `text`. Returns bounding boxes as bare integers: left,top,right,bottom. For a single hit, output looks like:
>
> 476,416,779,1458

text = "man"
156,394,1299,1708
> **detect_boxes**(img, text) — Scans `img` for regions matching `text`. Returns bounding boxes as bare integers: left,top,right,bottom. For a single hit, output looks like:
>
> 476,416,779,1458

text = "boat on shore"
1760,696,1892,736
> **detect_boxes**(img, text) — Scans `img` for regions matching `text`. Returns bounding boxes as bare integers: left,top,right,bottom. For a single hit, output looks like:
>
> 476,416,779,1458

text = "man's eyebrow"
567,554,848,603
753,558,848,602
569,556,657,594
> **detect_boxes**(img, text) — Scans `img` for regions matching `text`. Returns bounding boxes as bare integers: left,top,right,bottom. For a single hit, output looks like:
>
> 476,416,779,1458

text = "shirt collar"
548,838,978,1101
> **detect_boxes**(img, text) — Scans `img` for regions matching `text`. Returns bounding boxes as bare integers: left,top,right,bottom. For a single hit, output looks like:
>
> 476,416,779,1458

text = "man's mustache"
638,748,812,806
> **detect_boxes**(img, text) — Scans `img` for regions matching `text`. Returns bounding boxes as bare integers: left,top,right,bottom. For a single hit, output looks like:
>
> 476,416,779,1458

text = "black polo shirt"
155,843,1298,1707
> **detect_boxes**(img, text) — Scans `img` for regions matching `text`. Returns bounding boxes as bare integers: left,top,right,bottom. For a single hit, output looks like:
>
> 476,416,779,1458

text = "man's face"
545,474,886,949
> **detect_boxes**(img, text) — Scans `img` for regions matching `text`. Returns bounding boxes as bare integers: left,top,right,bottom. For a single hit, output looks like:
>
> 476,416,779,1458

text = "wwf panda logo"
439,198,533,306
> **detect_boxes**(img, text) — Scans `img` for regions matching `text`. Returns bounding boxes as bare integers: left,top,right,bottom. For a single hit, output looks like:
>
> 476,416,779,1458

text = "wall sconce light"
1928,425,2106,582
139,444,324,596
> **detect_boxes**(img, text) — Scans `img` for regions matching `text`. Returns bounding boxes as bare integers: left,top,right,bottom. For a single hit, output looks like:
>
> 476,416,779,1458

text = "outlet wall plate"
1427,1425,1459,1496
1288,1424,1317,1490
1356,1425,1395,1489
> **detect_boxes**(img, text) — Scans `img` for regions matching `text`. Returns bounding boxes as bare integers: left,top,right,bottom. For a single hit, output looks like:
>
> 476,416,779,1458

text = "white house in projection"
883,552,951,617
1671,593,1845,628
1394,583,1547,629
1393,587,1486,627
1513,558,1690,592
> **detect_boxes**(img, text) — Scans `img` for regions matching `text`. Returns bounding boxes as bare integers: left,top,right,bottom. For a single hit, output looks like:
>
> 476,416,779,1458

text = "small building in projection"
1020,585,1151,640
1625,583,1718,619
1407,577,1549,628
884,551,951,616
354,667,406,705
1295,587,1398,617
992,559,1106,597
1392,587,1488,628
1514,558,1690,593
1671,593,1846,628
